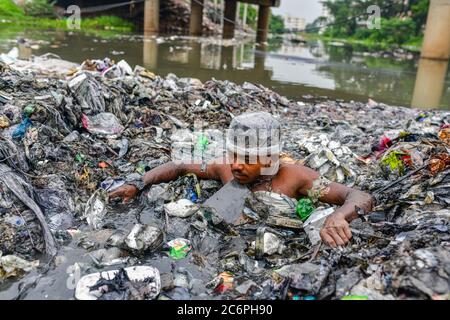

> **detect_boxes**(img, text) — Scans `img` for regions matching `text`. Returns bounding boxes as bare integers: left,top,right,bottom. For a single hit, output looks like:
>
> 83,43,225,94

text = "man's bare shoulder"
278,163,319,186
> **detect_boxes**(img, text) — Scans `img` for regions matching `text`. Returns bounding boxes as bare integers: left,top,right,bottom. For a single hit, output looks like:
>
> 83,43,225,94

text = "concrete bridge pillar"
223,0,238,39
421,0,450,60
412,0,450,109
144,0,160,34
412,58,448,109
190,0,204,36
256,5,270,43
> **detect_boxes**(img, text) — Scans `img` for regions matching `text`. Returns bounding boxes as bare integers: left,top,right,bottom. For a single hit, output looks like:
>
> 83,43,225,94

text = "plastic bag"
12,118,32,139
82,112,124,136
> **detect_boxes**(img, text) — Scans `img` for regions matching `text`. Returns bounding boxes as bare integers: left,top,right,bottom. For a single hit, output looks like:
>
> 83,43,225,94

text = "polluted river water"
0,28,449,110
0,27,449,301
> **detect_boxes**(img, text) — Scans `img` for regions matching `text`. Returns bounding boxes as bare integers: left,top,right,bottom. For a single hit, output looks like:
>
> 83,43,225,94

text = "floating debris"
0,54,449,301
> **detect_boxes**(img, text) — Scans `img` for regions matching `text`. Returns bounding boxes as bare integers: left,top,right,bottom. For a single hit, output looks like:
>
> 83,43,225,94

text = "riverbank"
0,15,134,32
303,33,422,54
0,0,133,33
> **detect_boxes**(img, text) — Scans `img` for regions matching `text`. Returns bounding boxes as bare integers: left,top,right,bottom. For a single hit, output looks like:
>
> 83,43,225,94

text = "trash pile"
0,53,449,300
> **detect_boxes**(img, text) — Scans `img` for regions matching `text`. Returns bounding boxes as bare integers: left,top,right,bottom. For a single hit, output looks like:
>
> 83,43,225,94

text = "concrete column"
144,0,160,35
223,0,237,39
421,0,450,60
411,58,449,109
256,5,270,43
254,50,266,72
190,0,204,36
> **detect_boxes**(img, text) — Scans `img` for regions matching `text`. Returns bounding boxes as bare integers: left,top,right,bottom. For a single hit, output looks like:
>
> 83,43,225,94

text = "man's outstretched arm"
296,165,374,247
108,160,226,202
318,182,374,247
141,161,222,186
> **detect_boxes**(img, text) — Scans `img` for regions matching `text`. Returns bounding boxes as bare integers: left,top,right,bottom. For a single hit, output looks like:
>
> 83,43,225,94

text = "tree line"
307,0,430,47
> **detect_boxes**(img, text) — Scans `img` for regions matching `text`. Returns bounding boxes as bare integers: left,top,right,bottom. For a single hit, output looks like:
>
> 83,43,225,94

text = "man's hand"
320,213,352,247
108,185,139,203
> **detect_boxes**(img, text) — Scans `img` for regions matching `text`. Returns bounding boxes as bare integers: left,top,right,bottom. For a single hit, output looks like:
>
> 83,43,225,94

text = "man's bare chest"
249,175,300,199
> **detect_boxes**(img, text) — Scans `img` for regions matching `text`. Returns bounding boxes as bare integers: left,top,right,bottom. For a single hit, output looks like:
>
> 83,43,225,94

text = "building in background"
284,15,306,32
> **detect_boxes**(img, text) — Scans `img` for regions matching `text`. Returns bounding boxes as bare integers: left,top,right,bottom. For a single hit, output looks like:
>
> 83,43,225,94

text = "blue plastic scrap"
12,118,32,139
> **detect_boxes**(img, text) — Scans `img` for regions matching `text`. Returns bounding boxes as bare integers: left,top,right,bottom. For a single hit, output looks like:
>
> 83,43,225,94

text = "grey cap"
226,112,282,157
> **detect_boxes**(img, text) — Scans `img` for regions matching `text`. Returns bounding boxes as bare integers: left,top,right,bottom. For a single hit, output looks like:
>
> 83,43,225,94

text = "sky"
271,0,324,23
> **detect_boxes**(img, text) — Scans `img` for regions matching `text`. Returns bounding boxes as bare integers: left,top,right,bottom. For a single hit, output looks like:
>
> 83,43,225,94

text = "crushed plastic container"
75,266,161,300
166,238,191,259
164,199,199,218
303,207,335,245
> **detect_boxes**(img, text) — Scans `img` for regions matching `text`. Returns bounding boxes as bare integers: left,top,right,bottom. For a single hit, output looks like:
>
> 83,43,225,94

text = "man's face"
228,153,265,184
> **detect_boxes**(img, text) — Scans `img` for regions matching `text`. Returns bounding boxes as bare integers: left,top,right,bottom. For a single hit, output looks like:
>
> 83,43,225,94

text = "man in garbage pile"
109,112,374,248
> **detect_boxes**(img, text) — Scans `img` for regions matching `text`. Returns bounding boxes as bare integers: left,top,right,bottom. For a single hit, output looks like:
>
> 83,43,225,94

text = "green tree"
410,0,430,34
0,0,25,18
269,12,285,34
239,3,258,29
239,5,285,34
323,0,358,37
354,17,417,45
321,0,430,46
24,0,56,17
306,16,328,34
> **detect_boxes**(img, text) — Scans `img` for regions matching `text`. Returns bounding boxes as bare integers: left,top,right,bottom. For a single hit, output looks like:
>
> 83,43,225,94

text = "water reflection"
201,43,221,70
144,37,447,108
18,42,32,60
412,58,449,109
143,39,158,70
142,37,274,86
1,28,449,109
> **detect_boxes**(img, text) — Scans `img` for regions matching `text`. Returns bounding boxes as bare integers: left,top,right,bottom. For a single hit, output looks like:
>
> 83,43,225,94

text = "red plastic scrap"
401,153,413,167
98,162,108,169
214,272,234,294
81,114,89,131
373,136,393,158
